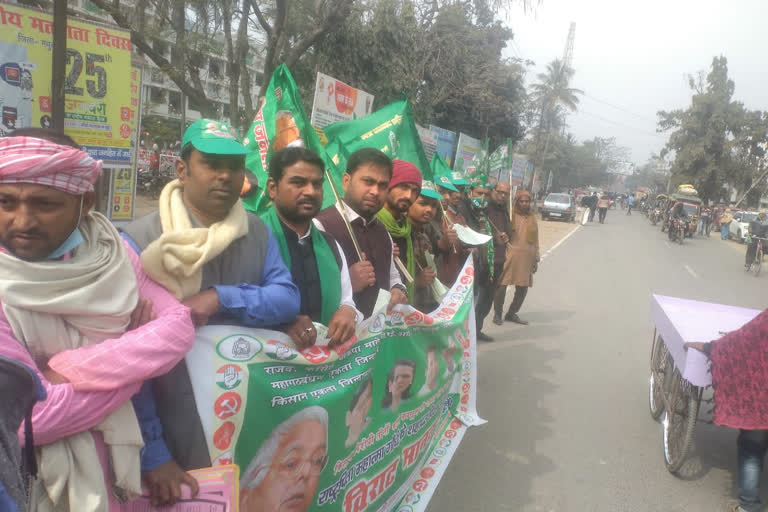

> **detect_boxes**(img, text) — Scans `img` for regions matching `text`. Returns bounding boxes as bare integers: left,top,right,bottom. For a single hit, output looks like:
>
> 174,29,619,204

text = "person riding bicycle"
745,210,768,269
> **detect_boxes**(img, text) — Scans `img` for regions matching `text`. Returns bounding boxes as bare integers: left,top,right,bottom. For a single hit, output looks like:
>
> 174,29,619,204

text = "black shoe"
477,332,494,342
492,313,503,326
504,313,529,325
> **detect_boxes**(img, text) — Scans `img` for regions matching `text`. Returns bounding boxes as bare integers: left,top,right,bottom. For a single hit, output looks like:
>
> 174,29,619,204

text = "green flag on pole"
323,98,433,182
241,64,340,214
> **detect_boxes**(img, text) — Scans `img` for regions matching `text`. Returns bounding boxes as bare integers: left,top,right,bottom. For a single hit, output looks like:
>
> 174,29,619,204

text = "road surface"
429,208,766,512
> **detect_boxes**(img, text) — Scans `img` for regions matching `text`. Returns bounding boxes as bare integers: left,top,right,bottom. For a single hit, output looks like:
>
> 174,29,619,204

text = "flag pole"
438,199,458,254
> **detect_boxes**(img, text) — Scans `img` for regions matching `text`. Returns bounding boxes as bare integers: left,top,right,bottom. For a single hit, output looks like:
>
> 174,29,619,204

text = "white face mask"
47,196,85,259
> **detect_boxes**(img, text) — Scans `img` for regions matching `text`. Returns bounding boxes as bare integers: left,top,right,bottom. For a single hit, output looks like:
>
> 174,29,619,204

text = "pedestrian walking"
597,193,610,224
627,194,635,215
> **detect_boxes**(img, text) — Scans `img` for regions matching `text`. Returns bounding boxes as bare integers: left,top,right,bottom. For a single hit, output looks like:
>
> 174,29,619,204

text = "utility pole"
51,0,67,133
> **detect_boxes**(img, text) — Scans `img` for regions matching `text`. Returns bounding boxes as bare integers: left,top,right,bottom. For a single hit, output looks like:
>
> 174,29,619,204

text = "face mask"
471,196,487,210
47,196,85,260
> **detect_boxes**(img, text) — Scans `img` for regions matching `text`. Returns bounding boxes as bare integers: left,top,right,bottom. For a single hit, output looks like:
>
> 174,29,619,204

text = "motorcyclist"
668,201,688,240
745,210,768,269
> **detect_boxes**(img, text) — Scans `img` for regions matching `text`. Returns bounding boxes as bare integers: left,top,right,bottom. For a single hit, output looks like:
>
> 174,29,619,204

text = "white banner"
310,72,375,130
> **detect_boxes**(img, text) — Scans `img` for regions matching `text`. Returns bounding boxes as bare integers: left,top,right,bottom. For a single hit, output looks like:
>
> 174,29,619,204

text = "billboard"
428,125,456,167
0,3,135,166
310,72,374,130
453,132,480,173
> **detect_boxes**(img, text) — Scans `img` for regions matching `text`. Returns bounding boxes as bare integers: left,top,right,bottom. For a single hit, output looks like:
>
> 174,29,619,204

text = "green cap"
435,174,458,192
469,174,490,188
450,171,470,186
182,119,249,155
420,180,443,201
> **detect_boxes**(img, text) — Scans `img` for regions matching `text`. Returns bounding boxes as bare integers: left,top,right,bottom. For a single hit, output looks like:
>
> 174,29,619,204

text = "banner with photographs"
186,259,484,512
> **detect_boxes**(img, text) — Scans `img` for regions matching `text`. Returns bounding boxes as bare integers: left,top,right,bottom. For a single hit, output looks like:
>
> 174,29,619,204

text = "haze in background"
506,0,768,165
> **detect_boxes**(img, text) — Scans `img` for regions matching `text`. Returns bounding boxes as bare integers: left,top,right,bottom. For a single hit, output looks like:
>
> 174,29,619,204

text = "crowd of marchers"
0,118,539,511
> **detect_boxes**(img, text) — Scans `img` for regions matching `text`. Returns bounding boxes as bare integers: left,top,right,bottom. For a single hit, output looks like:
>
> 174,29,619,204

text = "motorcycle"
650,208,661,226
137,167,168,199
668,217,686,244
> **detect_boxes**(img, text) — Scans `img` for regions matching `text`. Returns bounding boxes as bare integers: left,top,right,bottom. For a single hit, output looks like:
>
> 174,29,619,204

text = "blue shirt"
122,228,299,470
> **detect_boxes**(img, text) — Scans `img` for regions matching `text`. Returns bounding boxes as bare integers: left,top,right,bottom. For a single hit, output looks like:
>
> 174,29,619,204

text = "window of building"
210,59,222,80
150,87,165,104
168,91,181,115
152,39,168,59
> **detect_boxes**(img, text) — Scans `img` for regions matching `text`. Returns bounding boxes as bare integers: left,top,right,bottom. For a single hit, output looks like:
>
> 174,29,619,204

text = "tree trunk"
221,0,240,124
236,0,253,130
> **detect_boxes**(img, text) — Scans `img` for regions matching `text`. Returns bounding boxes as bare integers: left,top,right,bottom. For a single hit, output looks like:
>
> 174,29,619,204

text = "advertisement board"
453,133,480,173
310,72,374,131
0,3,135,165
428,125,456,166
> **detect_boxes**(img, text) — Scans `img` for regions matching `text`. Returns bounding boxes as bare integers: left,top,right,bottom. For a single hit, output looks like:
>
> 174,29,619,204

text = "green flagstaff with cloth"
322,98,433,182
241,65,343,215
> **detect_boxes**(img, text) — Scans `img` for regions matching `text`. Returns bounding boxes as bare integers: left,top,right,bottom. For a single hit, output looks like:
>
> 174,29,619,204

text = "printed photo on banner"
184,259,486,512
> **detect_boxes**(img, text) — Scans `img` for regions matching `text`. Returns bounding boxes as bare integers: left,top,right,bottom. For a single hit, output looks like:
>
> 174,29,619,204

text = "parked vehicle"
729,211,759,243
540,193,577,222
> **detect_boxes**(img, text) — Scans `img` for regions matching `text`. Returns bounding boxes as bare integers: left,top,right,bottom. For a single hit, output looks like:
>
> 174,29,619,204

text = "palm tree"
529,58,583,175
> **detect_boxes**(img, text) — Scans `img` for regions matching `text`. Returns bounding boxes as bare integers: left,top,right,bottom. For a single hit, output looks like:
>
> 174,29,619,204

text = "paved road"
429,209,766,512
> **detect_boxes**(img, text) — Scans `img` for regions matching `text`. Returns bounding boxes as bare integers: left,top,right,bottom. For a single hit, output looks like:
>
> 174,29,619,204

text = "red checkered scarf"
0,136,101,194
711,308,768,429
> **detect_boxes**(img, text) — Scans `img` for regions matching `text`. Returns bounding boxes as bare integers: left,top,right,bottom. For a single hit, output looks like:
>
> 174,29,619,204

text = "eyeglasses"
273,451,328,478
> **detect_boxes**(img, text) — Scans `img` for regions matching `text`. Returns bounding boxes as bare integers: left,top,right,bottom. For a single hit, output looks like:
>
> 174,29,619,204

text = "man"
262,147,360,348
408,180,451,312
745,210,768,269
627,193,635,215
597,193,611,224
433,175,465,287
376,160,422,301
465,176,495,341
498,189,539,325
0,130,195,511
417,345,439,397
315,148,408,318
588,192,598,221
240,406,329,512
487,182,513,326
122,119,300,503
700,202,713,236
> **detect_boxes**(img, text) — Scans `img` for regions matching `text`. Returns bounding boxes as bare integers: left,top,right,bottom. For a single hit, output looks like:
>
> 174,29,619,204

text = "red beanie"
389,160,422,190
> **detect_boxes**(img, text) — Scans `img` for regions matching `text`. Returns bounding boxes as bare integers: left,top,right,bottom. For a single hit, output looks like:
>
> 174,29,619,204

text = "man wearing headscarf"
0,130,195,511
497,189,540,325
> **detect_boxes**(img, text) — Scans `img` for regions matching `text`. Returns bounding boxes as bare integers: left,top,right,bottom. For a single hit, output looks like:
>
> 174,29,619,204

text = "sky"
504,0,768,166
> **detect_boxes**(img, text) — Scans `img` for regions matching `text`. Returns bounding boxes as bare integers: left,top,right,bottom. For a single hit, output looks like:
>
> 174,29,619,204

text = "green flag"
323,98,433,182
430,153,453,179
242,64,340,214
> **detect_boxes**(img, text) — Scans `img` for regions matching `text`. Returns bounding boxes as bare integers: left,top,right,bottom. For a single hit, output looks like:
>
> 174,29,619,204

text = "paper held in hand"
453,224,492,246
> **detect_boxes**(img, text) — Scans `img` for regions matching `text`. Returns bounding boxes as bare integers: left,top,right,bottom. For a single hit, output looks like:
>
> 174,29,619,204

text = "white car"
729,211,759,243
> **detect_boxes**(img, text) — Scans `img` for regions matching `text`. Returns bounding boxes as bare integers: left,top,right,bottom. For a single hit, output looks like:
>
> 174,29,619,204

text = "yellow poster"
0,3,134,165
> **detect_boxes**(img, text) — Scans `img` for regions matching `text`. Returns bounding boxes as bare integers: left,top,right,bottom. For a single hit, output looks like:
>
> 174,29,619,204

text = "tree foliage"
297,0,528,146
657,56,768,205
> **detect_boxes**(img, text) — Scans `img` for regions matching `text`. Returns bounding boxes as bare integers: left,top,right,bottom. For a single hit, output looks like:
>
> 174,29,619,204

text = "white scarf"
0,212,143,512
141,179,249,300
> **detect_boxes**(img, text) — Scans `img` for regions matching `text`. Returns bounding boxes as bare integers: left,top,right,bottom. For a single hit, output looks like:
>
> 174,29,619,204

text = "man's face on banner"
241,419,328,512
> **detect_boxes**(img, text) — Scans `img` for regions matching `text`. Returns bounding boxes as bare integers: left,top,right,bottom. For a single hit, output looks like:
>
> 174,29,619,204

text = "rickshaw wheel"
662,367,699,474
649,335,671,420
755,248,763,276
